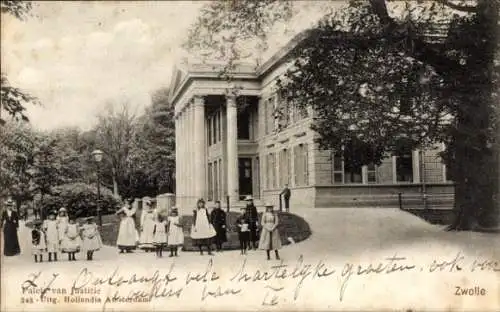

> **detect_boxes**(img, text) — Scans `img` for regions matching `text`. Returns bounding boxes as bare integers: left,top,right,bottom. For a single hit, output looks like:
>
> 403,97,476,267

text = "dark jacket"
210,208,227,242
281,187,291,199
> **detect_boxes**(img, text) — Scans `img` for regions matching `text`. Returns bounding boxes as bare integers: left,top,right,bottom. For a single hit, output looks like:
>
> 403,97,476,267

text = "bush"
39,183,119,218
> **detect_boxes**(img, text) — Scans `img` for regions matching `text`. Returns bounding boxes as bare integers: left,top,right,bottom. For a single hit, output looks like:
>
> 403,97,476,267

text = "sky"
2,1,337,131
2,1,207,131
2,1,456,132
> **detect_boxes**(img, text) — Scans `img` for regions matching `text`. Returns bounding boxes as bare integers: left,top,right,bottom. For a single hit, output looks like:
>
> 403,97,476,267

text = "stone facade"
169,34,454,214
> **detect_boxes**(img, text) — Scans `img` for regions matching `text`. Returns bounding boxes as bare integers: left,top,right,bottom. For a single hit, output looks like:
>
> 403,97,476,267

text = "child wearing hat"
166,207,184,257
43,210,59,261
31,220,46,262
60,215,81,261
81,216,102,261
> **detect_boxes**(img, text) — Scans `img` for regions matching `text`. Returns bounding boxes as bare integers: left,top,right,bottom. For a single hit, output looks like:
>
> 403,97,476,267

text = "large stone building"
169,32,454,213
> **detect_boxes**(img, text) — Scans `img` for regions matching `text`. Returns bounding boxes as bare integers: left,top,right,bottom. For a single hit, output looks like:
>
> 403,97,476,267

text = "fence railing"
398,192,454,210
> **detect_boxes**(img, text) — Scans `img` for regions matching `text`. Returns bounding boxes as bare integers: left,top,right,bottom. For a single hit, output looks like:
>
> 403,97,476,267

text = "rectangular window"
279,149,290,187
208,118,212,146
268,153,275,189
214,161,218,201
255,157,260,198
294,144,309,186
367,163,377,183
217,111,221,142
396,153,413,182
267,96,275,134
332,150,378,184
208,162,213,201
303,144,309,186
332,151,344,183
218,159,222,198
212,114,217,144
263,98,268,135
237,107,251,140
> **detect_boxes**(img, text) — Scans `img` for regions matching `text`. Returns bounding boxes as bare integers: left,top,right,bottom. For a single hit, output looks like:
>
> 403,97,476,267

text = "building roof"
169,19,450,105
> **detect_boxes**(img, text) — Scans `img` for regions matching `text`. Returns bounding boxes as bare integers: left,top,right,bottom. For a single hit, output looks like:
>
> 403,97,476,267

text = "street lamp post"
92,149,104,227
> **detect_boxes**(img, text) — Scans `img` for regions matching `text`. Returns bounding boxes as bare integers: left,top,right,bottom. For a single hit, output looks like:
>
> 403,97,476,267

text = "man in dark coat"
210,201,227,252
280,184,291,212
244,196,259,249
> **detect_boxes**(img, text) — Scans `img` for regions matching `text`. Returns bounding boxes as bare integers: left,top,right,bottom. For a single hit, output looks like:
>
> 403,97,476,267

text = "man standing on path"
280,184,291,212
210,201,227,252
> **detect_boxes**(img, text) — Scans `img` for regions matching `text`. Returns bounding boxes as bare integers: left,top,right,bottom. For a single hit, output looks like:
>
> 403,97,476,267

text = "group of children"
31,207,102,262
150,209,185,258
117,201,184,258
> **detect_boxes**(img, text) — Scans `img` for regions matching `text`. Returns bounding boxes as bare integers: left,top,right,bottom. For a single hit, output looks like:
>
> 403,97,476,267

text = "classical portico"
170,62,261,214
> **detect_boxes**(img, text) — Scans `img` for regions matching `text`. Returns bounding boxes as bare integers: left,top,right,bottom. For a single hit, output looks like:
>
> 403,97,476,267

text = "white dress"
56,216,69,242
43,219,59,252
60,223,82,253
139,209,156,249
190,208,216,241
81,223,103,251
167,216,184,246
116,206,139,249
31,229,46,255
153,221,167,245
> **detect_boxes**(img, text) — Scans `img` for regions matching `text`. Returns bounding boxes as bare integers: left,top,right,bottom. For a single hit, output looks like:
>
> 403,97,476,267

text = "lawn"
28,211,312,251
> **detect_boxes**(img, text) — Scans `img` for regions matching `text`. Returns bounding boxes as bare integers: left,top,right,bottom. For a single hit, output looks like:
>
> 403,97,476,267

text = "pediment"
168,64,188,102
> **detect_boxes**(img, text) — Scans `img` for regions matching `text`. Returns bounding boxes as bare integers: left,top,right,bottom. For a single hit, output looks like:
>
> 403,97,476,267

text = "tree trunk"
40,192,45,220
448,0,499,230
111,167,119,198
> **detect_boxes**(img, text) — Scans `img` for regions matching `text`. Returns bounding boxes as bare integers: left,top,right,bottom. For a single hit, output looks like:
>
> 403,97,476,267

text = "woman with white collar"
1,199,21,256
139,199,157,252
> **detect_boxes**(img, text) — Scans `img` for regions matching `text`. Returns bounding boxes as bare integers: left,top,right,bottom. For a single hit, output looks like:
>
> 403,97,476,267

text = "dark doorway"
238,157,253,200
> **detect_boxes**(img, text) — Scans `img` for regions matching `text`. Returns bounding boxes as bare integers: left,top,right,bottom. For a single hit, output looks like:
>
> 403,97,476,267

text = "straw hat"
244,195,253,201
4,199,14,206
264,202,274,207
33,219,43,226
58,207,67,212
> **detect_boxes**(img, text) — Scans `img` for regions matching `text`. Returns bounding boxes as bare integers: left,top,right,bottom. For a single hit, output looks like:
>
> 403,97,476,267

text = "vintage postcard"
1,1,499,311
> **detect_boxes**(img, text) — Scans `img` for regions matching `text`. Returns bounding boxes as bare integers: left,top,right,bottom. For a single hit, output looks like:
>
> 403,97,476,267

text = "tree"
1,0,33,20
186,0,499,230
31,133,64,218
0,121,36,208
94,102,137,198
1,2,39,126
129,88,176,196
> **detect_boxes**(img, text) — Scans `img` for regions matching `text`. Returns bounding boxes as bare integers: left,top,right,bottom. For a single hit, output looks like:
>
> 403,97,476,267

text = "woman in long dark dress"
1,199,21,256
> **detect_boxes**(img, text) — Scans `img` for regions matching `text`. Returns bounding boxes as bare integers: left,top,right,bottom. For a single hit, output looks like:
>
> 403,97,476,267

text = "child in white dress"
43,211,59,262
56,207,69,244
31,220,46,262
152,215,167,258
60,216,81,261
81,216,103,261
167,208,184,257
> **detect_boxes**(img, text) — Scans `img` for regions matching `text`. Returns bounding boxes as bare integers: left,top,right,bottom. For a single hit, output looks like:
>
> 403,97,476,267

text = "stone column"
194,96,206,200
226,95,239,203
175,113,181,207
181,110,187,209
187,103,194,208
